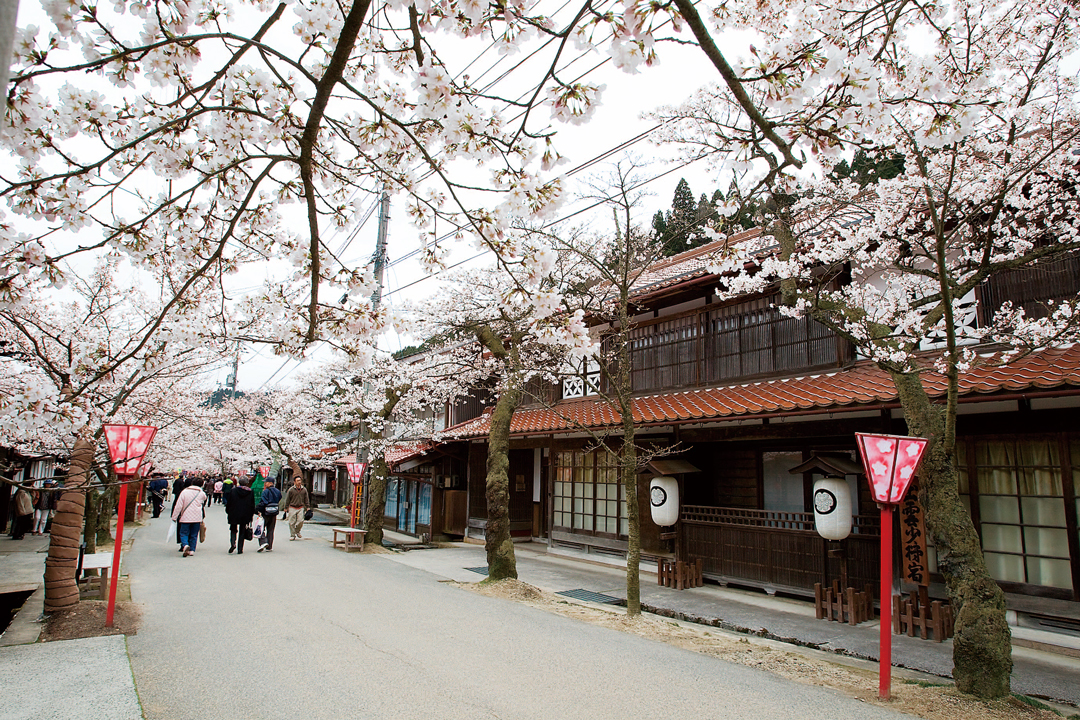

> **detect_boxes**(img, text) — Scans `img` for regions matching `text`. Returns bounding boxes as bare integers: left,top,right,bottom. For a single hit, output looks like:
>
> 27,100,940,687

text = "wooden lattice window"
627,293,844,392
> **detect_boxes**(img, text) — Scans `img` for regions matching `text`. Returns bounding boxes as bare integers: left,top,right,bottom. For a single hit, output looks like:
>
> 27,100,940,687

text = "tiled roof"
439,345,1080,440
336,440,438,467
625,229,761,300
385,440,438,467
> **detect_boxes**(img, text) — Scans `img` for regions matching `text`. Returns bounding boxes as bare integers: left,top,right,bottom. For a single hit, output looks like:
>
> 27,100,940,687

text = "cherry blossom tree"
409,260,593,579
521,159,690,615
315,351,463,546
2,0,584,359
640,1,1079,698
212,381,343,486
0,262,228,610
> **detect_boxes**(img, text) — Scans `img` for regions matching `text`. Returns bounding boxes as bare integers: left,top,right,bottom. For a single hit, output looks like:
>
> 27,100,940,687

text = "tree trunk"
43,430,95,612
891,371,1012,698
621,436,641,615
96,484,116,546
485,384,522,580
83,489,98,555
364,455,388,548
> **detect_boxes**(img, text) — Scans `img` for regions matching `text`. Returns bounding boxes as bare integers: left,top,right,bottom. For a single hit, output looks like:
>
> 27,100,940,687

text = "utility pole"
355,187,389,515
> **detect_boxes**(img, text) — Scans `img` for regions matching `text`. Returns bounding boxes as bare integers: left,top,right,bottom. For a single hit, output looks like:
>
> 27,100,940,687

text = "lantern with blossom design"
346,462,367,528
103,424,157,627
855,432,929,699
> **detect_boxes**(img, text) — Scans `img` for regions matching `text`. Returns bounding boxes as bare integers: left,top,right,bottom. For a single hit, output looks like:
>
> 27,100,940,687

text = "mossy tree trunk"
891,370,1012,698
364,453,390,547
43,429,95,612
96,480,117,546
483,380,522,580
360,387,404,548
475,325,524,581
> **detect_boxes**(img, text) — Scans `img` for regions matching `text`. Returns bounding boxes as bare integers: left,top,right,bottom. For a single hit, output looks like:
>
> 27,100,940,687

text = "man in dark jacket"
256,479,283,552
226,478,255,554
148,476,169,518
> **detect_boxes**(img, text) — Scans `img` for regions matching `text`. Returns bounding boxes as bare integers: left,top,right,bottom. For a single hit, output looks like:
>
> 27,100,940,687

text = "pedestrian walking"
9,484,35,539
148,476,169,518
250,473,264,511
256,479,282,552
171,475,185,509
32,480,58,535
227,478,255,554
213,478,224,505
281,476,311,541
221,477,234,508
172,479,207,557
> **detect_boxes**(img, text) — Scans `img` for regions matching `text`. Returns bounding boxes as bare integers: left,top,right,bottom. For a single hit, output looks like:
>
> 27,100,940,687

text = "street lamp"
855,432,929,699
102,424,158,627
345,462,367,529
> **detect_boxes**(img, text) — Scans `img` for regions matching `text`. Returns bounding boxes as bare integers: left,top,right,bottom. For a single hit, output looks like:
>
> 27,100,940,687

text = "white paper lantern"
813,477,852,540
650,476,679,527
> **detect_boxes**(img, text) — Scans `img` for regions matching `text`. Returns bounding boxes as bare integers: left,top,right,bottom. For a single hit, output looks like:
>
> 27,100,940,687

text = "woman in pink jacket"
171,479,208,556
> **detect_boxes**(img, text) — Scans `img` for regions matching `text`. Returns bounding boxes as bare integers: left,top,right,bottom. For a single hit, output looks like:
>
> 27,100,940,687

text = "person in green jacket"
250,473,264,513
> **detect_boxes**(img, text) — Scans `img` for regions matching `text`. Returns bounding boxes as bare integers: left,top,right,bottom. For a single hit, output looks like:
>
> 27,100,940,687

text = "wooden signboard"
899,482,929,585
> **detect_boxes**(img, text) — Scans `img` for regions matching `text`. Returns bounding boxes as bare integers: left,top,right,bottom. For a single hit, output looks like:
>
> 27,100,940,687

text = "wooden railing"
680,505,880,595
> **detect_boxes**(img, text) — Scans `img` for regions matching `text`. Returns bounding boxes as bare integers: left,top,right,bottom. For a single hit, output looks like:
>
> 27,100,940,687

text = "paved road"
126,507,918,720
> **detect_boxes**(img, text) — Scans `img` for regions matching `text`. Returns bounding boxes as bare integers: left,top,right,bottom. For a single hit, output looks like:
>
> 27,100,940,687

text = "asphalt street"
125,505,921,720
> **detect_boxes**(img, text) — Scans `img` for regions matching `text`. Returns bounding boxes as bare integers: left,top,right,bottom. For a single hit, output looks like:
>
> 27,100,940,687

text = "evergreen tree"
651,210,667,241
662,178,697,255
830,148,905,187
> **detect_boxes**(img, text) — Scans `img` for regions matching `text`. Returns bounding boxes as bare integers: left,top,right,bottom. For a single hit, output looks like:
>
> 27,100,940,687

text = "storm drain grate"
556,589,622,605
464,566,489,576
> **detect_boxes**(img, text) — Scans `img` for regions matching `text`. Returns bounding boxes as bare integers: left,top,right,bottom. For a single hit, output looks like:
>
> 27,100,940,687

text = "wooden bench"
79,552,114,600
331,527,366,552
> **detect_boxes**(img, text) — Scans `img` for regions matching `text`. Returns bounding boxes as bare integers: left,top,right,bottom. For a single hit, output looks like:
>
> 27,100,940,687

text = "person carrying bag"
171,480,208,557
226,477,256,554
256,479,282,552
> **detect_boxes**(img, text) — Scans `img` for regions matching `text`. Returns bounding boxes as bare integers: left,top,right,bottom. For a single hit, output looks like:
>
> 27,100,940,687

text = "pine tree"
662,178,697,255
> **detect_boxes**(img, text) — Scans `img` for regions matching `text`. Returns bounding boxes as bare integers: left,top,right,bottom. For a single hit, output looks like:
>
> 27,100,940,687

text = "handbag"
199,521,207,543
304,509,314,521
244,525,253,541
253,516,264,538
262,503,279,516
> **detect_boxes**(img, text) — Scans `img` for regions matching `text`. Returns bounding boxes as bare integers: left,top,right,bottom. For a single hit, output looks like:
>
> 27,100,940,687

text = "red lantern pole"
103,424,157,628
106,479,129,627
855,432,929,700
879,502,893,698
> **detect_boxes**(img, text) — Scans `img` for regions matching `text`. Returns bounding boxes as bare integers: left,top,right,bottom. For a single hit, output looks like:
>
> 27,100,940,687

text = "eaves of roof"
438,345,1080,441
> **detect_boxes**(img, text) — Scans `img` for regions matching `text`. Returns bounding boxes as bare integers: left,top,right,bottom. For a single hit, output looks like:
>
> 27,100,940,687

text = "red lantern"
346,462,367,484
102,424,158,627
104,425,158,476
346,462,367,529
855,432,929,699
259,465,271,479
855,433,928,505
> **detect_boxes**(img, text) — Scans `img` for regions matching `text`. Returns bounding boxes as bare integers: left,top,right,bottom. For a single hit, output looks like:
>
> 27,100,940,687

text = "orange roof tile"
439,345,1080,440
336,440,439,468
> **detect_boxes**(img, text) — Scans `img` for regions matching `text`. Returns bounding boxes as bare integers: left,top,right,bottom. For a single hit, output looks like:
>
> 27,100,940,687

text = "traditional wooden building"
430,237,1080,630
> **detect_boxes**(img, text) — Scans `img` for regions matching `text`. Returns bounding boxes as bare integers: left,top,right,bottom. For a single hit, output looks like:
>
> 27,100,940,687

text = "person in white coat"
171,479,207,556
